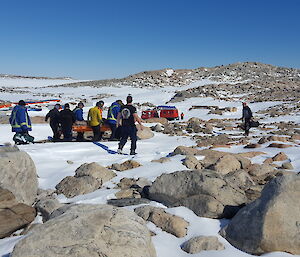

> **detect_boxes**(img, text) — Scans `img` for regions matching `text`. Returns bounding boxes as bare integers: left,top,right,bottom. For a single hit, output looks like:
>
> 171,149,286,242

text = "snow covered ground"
0,78,299,257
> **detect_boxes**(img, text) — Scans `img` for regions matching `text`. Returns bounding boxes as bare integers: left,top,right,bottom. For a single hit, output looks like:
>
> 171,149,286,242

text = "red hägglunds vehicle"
141,106,179,121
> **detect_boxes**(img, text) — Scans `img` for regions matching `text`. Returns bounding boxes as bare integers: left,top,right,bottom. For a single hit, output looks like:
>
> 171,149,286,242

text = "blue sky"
0,0,299,79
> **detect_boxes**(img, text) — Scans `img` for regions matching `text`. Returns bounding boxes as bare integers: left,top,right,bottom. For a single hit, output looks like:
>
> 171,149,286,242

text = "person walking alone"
59,103,75,141
45,103,61,141
87,101,104,141
241,102,253,136
117,95,143,155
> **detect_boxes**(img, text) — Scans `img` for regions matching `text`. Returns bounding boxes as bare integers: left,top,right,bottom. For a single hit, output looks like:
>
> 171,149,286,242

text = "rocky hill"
0,74,73,80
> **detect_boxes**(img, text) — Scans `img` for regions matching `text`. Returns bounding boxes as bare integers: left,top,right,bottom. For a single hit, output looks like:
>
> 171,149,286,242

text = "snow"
0,77,299,257
165,69,174,77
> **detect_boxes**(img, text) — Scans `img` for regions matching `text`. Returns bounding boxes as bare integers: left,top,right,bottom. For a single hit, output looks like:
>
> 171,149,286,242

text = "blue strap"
93,141,128,155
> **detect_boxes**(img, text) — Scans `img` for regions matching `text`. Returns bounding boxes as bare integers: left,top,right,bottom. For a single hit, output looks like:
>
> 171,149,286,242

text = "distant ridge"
0,74,73,80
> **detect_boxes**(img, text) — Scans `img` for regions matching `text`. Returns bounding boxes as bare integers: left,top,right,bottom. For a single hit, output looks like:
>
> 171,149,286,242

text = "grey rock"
220,173,300,255
212,155,241,175
148,170,247,218
35,198,64,222
181,236,225,253
0,146,38,205
11,204,156,257
107,198,151,207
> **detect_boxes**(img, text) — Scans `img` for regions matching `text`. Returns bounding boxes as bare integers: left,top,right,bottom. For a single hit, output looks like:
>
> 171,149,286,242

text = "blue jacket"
74,108,84,121
107,102,121,124
9,105,32,132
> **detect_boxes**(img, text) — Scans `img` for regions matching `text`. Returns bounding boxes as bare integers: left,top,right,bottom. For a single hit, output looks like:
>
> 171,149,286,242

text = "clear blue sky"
0,0,299,79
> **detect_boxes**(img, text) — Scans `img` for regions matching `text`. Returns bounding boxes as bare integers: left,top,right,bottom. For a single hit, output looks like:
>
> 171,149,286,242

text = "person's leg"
92,125,101,141
109,123,116,140
51,123,59,140
76,132,84,141
129,126,137,154
245,118,250,136
118,126,129,151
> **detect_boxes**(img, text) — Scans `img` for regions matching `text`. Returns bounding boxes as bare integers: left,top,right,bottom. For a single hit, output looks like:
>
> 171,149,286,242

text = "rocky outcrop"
0,146,38,205
111,160,142,171
181,236,225,254
0,188,36,239
135,206,189,238
220,173,300,255
147,170,247,218
11,204,156,257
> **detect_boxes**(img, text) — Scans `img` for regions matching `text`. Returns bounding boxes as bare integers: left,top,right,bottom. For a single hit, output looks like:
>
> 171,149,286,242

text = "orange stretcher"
72,124,111,133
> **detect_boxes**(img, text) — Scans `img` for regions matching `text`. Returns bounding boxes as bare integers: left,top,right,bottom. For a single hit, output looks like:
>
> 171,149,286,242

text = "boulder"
35,197,64,222
212,155,241,175
147,170,247,218
111,160,142,171
0,187,18,208
135,206,188,238
244,143,260,149
0,146,38,205
220,173,300,255
142,117,168,125
181,236,225,254
11,204,156,257
272,152,289,161
55,176,101,198
117,177,151,190
281,162,294,170
0,198,36,239
172,146,201,156
151,157,171,163
268,143,293,148
74,162,116,183
152,123,164,132
107,198,151,207
182,156,202,169
115,188,141,199
246,164,275,178
136,125,154,140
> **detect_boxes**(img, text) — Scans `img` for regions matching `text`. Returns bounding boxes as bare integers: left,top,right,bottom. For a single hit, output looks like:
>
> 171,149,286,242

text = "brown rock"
272,152,289,161
181,236,225,253
268,143,293,148
111,160,142,171
151,157,171,163
244,143,260,149
213,155,241,175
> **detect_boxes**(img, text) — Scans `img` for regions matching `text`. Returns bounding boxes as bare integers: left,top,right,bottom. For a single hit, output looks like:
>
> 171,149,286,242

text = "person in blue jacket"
73,102,85,141
107,100,123,140
9,100,34,144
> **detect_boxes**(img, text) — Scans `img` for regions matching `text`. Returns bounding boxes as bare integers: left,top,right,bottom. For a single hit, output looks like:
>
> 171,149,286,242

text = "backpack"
121,108,131,119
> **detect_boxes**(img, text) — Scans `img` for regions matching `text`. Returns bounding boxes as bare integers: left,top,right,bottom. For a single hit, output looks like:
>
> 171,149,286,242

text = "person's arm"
116,112,122,127
45,110,50,122
133,113,143,130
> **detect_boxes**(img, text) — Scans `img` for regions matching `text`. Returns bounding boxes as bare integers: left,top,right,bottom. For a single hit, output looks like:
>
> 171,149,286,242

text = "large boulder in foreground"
136,125,154,140
11,204,156,257
0,188,36,238
148,170,247,218
0,146,38,205
220,173,300,255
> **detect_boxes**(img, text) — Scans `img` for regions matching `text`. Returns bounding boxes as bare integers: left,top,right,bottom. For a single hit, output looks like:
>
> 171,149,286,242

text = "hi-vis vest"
107,104,119,121
10,105,32,132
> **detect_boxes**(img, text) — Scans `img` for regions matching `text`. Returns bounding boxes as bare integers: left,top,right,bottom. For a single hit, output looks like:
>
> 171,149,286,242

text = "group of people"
9,97,254,152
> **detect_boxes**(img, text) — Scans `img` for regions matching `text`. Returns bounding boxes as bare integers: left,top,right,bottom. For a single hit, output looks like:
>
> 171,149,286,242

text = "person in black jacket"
45,104,61,140
59,103,75,141
242,102,253,136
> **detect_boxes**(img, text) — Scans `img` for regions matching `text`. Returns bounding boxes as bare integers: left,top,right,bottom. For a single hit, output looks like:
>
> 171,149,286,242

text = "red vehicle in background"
141,105,179,121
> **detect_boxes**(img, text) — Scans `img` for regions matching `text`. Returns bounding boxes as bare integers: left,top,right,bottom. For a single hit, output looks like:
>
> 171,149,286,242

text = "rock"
244,143,260,149
0,188,18,208
11,204,156,257
66,160,74,164
115,188,141,199
263,157,273,164
148,170,247,218
0,202,36,239
142,117,168,125
181,236,225,254
135,206,189,238
0,146,38,205
117,177,151,190
107,198,151,207
213,155,241,175
136,125,154,140
172,146,201,156
220,173,300,255
151,157,171,163
111,160,142,171
237,151,266,158
281,162,294,170
234,155,251,169
74,162,116,183
224,170,256,192
268,143,293,148
272,152,289,161
246,164,275,177
267,135,289,142
35,198,64,222
55,176,101,198
182,155,202,169
152,123,164,132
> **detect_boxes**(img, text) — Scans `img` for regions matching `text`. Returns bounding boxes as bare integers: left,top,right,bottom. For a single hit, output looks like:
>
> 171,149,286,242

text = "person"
59,103,75,141
45,103,61,140
241,102,253,136
180,112,184,120
73,102,85,141
107,100,123,140
117,95,143,155
9,100,34,144
87,101,104,141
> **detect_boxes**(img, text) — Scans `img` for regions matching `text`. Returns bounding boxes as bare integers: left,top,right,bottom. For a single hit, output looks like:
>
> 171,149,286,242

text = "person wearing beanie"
45,103,61,140
59,103,75,141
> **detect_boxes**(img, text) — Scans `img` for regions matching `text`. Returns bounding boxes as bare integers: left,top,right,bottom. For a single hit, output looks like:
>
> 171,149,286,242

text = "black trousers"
61,126,72,141
119,126,137,152
108,123,117,139
91,125,101,141
244,118,251,136
50,122,60,140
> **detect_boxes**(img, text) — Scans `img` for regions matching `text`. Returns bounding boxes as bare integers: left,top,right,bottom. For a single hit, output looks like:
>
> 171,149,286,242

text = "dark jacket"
9,105,32,132
242,106,253,120
45,108,60,126
59,109,75,128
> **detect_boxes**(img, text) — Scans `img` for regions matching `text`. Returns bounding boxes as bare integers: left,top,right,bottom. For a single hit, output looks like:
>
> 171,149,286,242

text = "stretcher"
72,123,111,133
